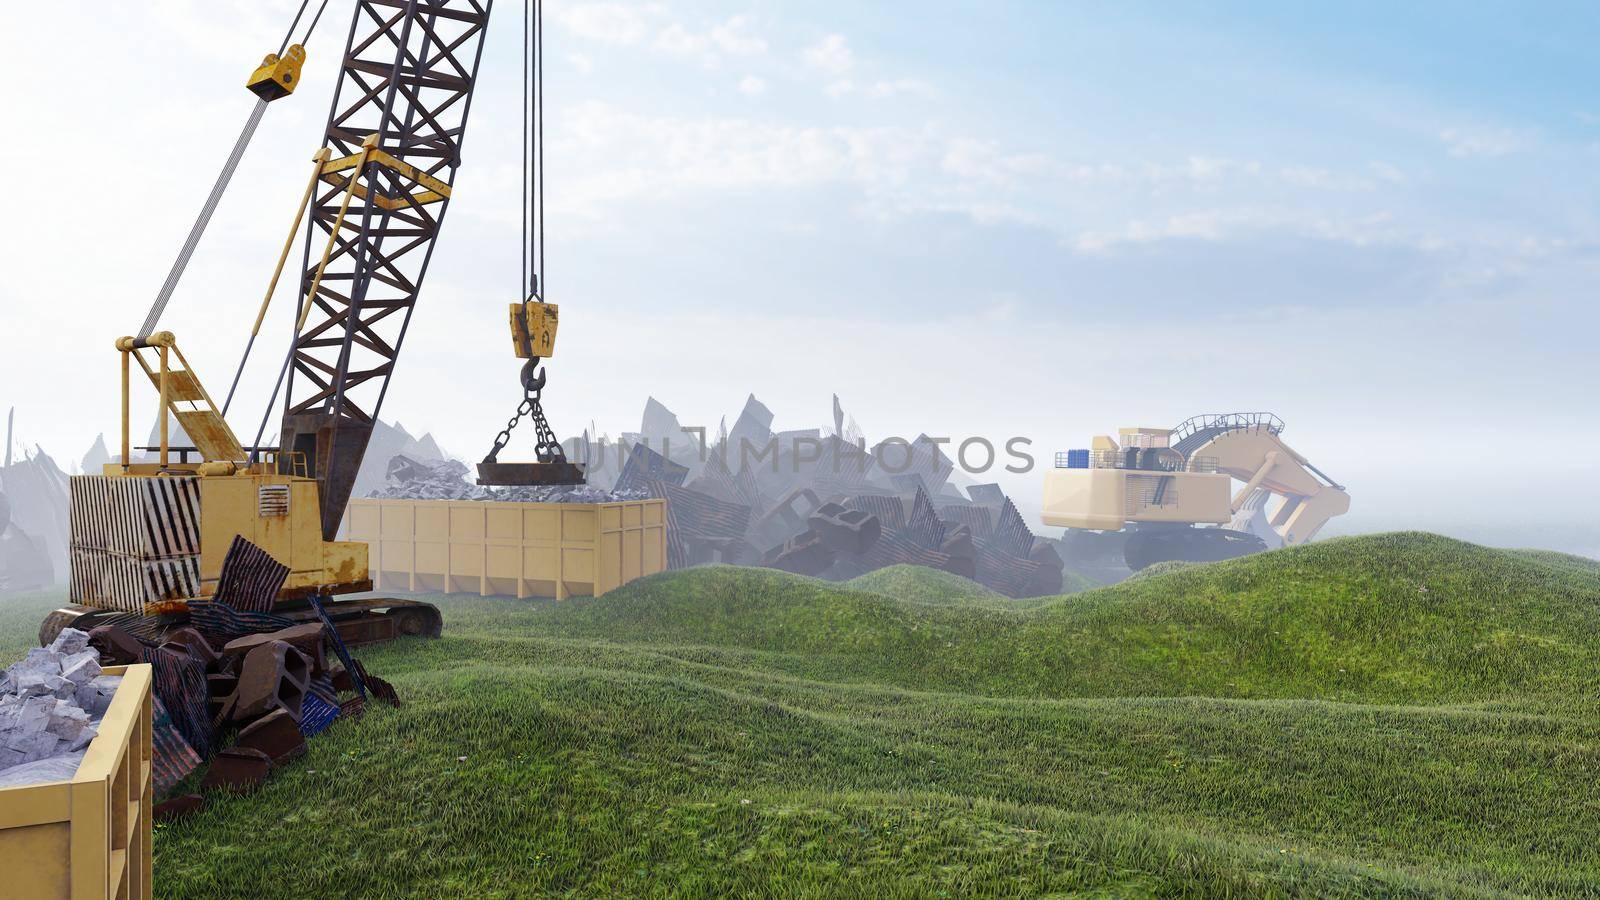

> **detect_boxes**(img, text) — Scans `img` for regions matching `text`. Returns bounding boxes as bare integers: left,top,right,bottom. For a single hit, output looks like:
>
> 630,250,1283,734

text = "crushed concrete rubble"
362,394,1076,598
0,628,120,786
247,394,1079,596
368,454,649,503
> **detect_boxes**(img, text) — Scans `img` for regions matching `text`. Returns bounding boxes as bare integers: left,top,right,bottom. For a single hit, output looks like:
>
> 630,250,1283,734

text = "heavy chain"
483,358,567,465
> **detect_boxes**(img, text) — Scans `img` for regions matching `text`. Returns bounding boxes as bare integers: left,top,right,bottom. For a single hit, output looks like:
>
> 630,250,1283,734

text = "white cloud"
803,34,854,76
708,15,767,55
738,75,767,96
552,2,656,45
1369,161,1406,183
865,78,933,99
567,52,595,75
1439,126,1529,158
654,14,767,67
825,78,935,100
1066,209,1430,254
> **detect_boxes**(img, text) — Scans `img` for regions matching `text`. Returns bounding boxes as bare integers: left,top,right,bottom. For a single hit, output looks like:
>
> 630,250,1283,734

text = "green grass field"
3,532,1597,897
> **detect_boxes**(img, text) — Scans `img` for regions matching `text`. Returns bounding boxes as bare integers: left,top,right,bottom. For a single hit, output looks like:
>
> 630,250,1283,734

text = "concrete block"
59,651,102,686
154,794,206,822
47,704,91,743
162,628,219,671
809,502,882,555
13,697,55,736
48,675,77,700
74,675,120,717
201,746,272,794
223,624,327,676
235,709,307,764
23,647,61,676
9,730,62,763
14,672,53,697
761,529,837,576
234,641,311,723
68,727,98,753
48,628,91,656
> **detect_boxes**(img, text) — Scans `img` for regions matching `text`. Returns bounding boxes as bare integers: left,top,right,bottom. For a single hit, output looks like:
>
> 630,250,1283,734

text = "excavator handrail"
1170,412,1284,455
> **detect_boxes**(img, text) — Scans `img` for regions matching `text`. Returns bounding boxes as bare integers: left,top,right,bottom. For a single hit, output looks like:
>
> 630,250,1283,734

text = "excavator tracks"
1123,525,1268,571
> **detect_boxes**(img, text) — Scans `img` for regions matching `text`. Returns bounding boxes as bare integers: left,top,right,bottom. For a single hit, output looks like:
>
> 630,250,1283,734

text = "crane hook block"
247,44,307,102
509,302,560,359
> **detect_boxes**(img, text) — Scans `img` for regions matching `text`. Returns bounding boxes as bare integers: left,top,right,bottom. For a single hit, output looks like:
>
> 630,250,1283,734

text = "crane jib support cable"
137,98,268,340
151,0,335,410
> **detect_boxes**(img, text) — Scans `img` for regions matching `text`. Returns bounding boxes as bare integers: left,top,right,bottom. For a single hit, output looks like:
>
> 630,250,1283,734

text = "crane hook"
520,358,547,394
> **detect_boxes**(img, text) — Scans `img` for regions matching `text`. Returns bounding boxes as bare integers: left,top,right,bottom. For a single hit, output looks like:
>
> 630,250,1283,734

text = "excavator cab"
1044,413,1350,571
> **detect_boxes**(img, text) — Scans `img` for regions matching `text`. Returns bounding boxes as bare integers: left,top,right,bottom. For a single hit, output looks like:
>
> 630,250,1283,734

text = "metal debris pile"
82,602,398,819
369,454,648,503
369,455,482,500
39,537,403,818
0,629,119,787
0,411,70,592
355,394,1069,597
572,395,1068,598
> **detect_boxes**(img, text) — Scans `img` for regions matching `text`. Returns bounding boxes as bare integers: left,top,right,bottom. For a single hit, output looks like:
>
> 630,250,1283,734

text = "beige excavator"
1042,413,1350,570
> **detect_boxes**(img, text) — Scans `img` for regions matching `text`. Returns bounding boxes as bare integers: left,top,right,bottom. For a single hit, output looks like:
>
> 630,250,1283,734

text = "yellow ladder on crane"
116,332,246,468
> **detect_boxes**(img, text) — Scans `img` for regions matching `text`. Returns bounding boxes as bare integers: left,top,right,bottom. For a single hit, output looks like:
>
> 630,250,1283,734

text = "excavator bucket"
476,461,587,486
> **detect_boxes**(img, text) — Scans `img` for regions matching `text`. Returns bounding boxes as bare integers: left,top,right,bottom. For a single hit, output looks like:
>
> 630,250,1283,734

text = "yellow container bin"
0,663,154,900
346,498,668,599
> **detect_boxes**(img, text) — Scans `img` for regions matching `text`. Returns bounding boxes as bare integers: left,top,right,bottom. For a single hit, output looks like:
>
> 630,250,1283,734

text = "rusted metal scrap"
201,746,272,794
233,641,311,723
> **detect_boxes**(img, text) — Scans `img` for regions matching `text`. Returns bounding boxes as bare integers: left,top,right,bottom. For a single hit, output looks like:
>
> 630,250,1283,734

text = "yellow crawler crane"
42,0,580,645
1042,413,1350,571
44,329,444,645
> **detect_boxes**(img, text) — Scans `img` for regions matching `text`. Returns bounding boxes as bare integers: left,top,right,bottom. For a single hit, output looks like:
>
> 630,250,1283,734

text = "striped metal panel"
904,487,947,551
69,475,201,558
974,540,1042,598
990,498,1036,559
141,643,214,757
186,600,296,644
149,695,202,798
213,535,291,613
655,482,751,542
844,494,907,531
70,547,201,612
938,504,994,541
853,527,952,573
141,476,202,557
69,475,203,611
615,442,690,494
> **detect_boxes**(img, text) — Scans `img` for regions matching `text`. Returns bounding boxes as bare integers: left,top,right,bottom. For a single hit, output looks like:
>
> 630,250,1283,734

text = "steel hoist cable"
136,98,268,341
138,1,334,344
484,0,571,470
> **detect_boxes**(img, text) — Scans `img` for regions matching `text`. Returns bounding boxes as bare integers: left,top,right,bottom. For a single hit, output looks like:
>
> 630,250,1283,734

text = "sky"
1,1,1597,555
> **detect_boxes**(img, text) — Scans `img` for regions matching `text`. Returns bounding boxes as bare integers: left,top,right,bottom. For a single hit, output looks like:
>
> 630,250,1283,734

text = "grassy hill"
846,564,1015,605
523,532,1600,708
3,532,1598,896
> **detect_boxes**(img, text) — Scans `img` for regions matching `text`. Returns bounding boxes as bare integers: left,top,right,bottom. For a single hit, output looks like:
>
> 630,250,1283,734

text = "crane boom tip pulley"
247,44,307,102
